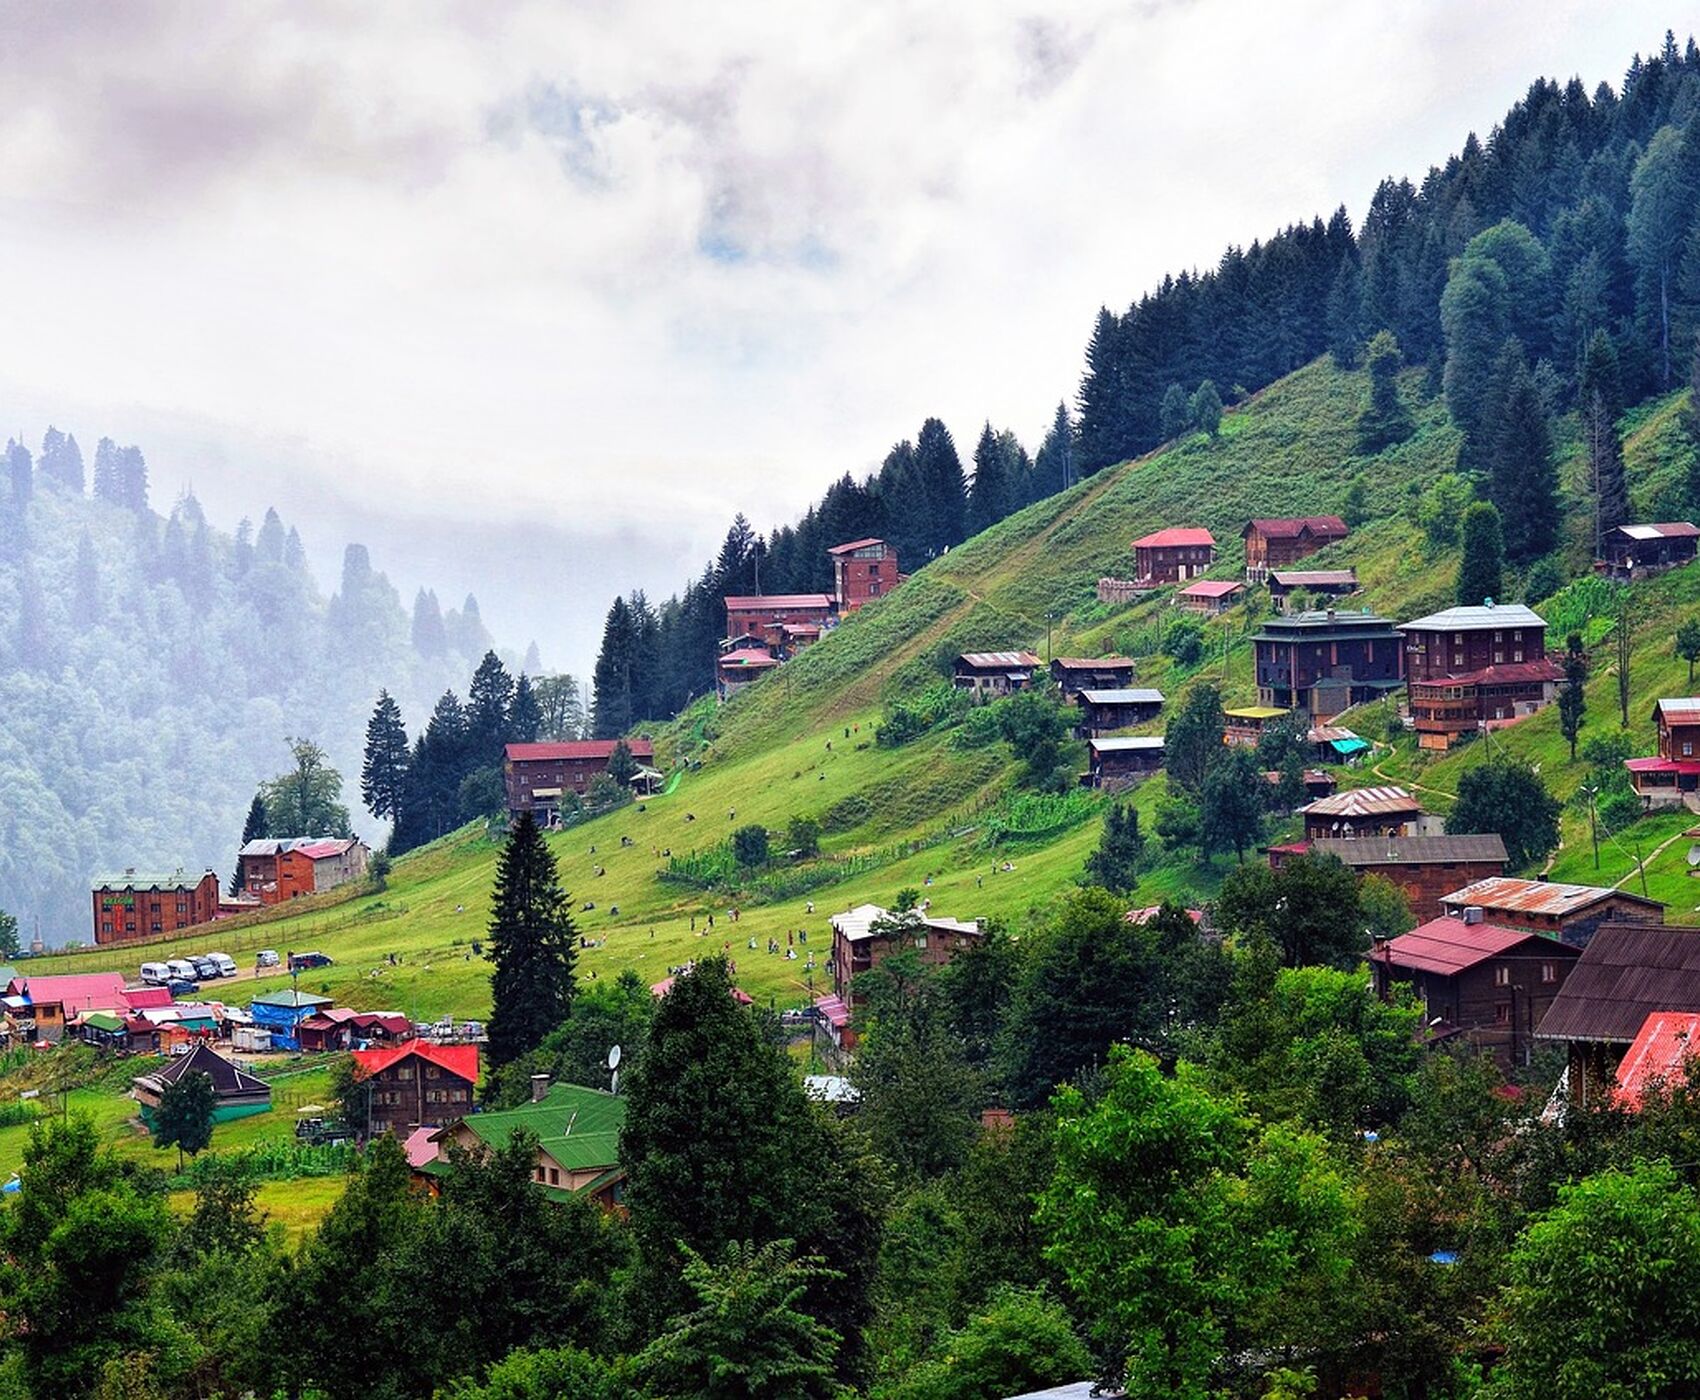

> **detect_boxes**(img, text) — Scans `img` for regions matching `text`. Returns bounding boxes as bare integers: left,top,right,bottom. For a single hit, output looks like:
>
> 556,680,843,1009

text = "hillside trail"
1370,750,1453,801
1609,823,1691,895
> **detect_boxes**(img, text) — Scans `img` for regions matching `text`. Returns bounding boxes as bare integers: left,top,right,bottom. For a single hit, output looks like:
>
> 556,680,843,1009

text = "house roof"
648,976,754,1004
1615,1011,1700,1108
827,904,982,943
1399,602,1546,631
1423,658,1565,687
813,993,850,1029
1654,698,1700,723
1255,609,1398,636
239,836,363,858
1269,569,1358,587
249,990,335,1010
505,739,656,762
1308,834,1508,867
1538,924,1700,1045
958,650,1041,670
1125,906,1204,926
133,1042,271,1099
1370,916,1574,977
719,648,781,668
1625,758,1700,776
1089,737,1165,753
722,593,833,610
1077,688,1165,706
1052,656,1134,670
5,973,126,1014
1613,522,1700,541
1225,705,1289,721
352,1039,479,1085
1133,526,1214,549
1440,877,1664,919
435,1081,626,1173
403,1125,440,1170
1244,515,1349,539
1177,580,1243,598
1301,785,1421,820
826,537,886,554
80,1011,126,1033
91,869,214,892
120,986,174,1010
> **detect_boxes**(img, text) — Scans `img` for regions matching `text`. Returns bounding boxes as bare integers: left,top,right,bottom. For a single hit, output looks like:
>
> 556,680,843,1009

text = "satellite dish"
607,1044,622,1071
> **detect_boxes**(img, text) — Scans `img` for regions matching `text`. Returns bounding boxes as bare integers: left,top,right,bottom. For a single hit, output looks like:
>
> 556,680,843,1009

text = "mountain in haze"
0,429,516,942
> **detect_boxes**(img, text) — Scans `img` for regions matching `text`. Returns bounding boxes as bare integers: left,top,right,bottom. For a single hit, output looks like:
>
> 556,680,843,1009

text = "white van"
208,952,237,978
139,962,171,986
165,959,198,983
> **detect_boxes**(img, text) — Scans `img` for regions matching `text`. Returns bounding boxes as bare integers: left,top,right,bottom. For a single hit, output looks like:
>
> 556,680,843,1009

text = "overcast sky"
0,2,1684,673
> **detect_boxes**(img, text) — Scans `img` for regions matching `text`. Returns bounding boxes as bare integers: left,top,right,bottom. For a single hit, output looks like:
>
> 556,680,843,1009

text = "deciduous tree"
1447,759,1560,871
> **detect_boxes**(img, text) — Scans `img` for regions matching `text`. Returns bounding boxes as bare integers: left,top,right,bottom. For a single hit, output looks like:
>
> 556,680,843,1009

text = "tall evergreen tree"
1486,342,1559,562
591,596,637,739
1357,330,1414,452
1579,330,1630,553
1688,328,1700,448
465,650,516,768
968,423,1011,535
70,532,100,627
231,793,270,895
361,690,411,823
1076,306,1134,474
116,444,148,511
91,437,120,503
1326,254,1370,367
1032,401,1075,498
1457,501,1506,607
875,440,928,567
1190,380,1224,437
1559,633,1588,761
1158,384,1191,440
6,440,31,506
914,418,967,556
508,673,542,744
37,428,83,494
1626,122,1698,387
485,812,578,1069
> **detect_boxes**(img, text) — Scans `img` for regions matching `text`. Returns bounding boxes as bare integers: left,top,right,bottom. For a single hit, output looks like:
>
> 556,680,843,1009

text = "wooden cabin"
1174,579,1244,614
717,647,781,701
953,651,1041,697
1242,516,1348,581
1399,602,1562,751
504,739,658,821
1439,877,1664,950
91,869,219,946
351,1040,479,1139
1596,522,1700,580
1267,568,1359,612
1273,833,1509,921
1131,527,1215,583
1085,736,1165,789
1074,688,1164,737
1626,697,1700,807
1223,706,1289,747
1299,785,1427,840
1050,656,1135,698
1253,608,1404,720
722,593,835,647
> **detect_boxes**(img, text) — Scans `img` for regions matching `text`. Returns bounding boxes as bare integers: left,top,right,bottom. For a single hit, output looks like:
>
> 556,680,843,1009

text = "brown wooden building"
1370,910,1581,1072
1131,527,1215,583
351,1039,479,1139
91,869,220,946
1596,521,1700,580
1253,608,1405,719
1626,697,1700,807
1399,602,1562,751
1299,785,1427,840
504,739,657,821
1085,736,1165,789
1074,688,1164,737
1242,516,1349,580
953,651,1041,696
717,647,781,700
1439,876,1665,949
1536,923,1700,1105
826,904,986,1043
237,837,370,906
1267,568,1359,612
1174,579,1244,614
723,593,835,647
1050,656,1135,698
827,538,900,611
1271,833,1509,921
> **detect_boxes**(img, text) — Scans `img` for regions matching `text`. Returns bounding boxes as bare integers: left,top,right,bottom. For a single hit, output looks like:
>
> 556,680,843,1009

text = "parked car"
288,951,334,972
165,959,198,983
189,955,220,980
255,950,280,969
166,978,199,998
208,952,238,977
139,962,171,986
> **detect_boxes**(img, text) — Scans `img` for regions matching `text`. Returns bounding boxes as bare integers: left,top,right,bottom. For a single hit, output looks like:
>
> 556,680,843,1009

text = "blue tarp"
1331,737,1371,756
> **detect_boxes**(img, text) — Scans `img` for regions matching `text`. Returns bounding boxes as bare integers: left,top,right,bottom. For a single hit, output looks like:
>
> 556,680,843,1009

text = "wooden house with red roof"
722,593,835,648
1596,521,1700,580
504,739,658,822
1266,568,1359,612
1132,527,1214,583
1626,698,1700,807
351,1039,480,1139
717,647,781,700
1174,580,1244,614
1439,876,1664,949
6,972,128,1044
1370,909,1581,1071
1399,601,1562,751
1242,516,1349,580
237,838,370,905
827,538,900,611
1615,1010,1700,1109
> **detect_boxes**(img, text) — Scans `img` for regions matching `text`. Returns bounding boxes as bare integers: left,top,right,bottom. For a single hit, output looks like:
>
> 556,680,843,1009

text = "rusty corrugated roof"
1439,877,1662,919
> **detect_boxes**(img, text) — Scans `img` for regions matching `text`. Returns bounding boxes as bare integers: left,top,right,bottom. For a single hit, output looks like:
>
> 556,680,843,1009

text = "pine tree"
361,690,411,823
283,526,306,572
38,428,83,493
1559,634,1588,761
968,422,1011,534
592,597,637,739
1357,330,1414,453
1326,255,1369,367
14,565,51,671
255,508,286,565
91,437,120,503
1579,330,1629,553
1084,803,1143,893
486,812,578,1069
1486,341,1559,563
231,793,270,895
509,673,542,744
7,441,32,506
875,441,928,566
116,445,148,511
1189,381,1223,437
1626,123,1698,387
1688,329,1700,448
466,651,516,769
1158,384,1191,440
1033,401,1075,498
1457,501,1505,607
914,418,967,555
1076,306,1134,474
71,532,100,627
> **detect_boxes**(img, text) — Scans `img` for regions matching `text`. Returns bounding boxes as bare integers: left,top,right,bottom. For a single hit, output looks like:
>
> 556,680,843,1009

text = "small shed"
1596,522,1700,580
1085,736,1165,789
1300,785,1428,840
1174,579,1244,614
1074,688,1165,737
1224,706,1289,747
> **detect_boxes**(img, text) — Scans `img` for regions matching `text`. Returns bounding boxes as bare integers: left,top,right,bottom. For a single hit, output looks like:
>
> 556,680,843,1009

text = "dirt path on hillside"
1610,824,1690,894
1370,750,1453,802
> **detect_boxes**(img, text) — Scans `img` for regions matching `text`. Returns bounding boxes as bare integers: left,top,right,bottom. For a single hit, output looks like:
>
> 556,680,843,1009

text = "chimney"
530,1073,551,1103
1463,906,1483,925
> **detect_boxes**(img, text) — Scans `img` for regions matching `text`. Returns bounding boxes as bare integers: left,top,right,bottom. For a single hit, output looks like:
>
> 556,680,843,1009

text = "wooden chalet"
423,1078,626,1208
1085,736,1165,789
1252,608,1404,720
1242,516,1349,580
1299,785,1428,840
237,837,370,906
717,647,780,700
1537,923,1700,1105
1074,688,1164,737
1399,601,1561,751
1615,1011,1700,1109
1370,909,1581,1072
1596,522,1700,580
6,973,127,1044
503,739,658,822
1267,568,1358,612
75,1010,160,1055
1131,527,1215,583
91,869,219,946
352,1039,479,1139
953,651,1041,697
1626,698,1700,808
1050,656,1135,698
132,1043,272,1123
827,538,899,611
1271,833,1509,921
1439,877,1665,949
1223,706,1289,747
722,593,835,648
824,905,986,1044
1174,579,1244,614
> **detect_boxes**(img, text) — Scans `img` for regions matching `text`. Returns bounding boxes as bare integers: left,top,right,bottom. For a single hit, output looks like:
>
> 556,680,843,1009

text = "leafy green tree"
732,823,771,868
1340,473,1370,528
534,673,586,741
1456,500,1505,606
1200,744,1265,862
880,1286,1092,1400
1676,618,1700,684
1164,682,1224,799
1627,124,1698,388
1216,854,1365,969
260,736,352,836
1689,328,1700,449
1416,473,1473,547
486,812,578,1069
1559,633,1588,760
172,1153,267,1261
1154,795,1202,852
1084,802,1143,893
1491,1161,1700,1399
1447,759,1560,871
1356,330,1414,452
1190,380,1223,437
361,689,410,824
1486,341,1559,563
786,815,822,858
607,738,639,786
1358,873,1415,940
440,1347,623,1400
152,1070,215,1171
1158,384,1191,439
0,905,20,961
1162,615,1206,665
994,689,1075,792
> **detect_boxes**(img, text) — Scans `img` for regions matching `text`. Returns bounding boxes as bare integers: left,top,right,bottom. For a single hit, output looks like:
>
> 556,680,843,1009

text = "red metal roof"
294,840,351,860
120,986,174,1010
719,649,781,668
826,537,885,554
1423,658,1564,687
1244,515,1349,539
1370,916,1568,976
1132,526,1215,549
1626,757,1700,776
1615,1011,1700,1108
505,739,655,762
1440,876,1662,918
650,976,755,1004
6,973,127,1014
813,994,850,1028
722,593,833,610
1178,580,1243,598
1052,656,1133,669
352,1039,480,1085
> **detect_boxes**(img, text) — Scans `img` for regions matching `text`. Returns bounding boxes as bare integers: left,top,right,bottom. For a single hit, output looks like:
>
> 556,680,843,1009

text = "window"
549,1167,560,1185
1494,1003,1510,1023
425,1066,440,1079
1514,649,1524,663
1494,631,1502,642
1494,965,1511,987
1685,741,1694,757
1494,651,1504,664
1541,962,1557,984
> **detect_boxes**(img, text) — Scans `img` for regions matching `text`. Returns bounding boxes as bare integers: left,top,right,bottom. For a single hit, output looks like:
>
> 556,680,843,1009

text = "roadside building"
1049,656,1136,698
423,1077,626,1208
722,593,835,648
1266,568,1359,612
91,869,220,946
827,538,900,610
1174,579,1244,615
1537,923,1700,1105
1615,1011,1700,1109
953,651,1041,697
1252,608,1404,720
351,1039,479,1139
1369,909,1581,1072
1299,785,1429,840
1626,698,1700,807
132,1042,272,1123
1399,602,1562,751
75,1011,159,1055
1595,521,1700,580
1271,833,1509,921
1242,516,1349,581
1131,527,1215,583
5,973,128,1044
1085,736,1165,789
1439,877,1665,949
1074,688,1164,737
716,647,781,701
503,739,658,822
1223,705,1289,747
296,1006,364,1053
237,837,370,906
248,989,335,1052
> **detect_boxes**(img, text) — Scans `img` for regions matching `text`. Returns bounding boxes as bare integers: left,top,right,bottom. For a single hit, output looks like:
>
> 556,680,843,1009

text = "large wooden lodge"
1399,602,1562,751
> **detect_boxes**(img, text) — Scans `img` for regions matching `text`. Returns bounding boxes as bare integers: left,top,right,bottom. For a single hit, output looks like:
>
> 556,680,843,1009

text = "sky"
0,1,1685,675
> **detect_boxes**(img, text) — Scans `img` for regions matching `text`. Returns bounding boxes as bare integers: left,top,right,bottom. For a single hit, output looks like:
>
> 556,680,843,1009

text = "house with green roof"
422,1079,627,1208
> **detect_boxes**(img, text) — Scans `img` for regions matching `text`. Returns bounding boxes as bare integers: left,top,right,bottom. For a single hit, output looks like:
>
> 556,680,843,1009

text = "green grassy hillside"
29,361,1700,1024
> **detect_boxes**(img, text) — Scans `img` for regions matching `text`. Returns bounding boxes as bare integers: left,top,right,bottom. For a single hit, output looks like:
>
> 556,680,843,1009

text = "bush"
1416,473,1473,547
731,824,770,868
1163,617,1206,666
785,816,822,859
1521,554,1566,604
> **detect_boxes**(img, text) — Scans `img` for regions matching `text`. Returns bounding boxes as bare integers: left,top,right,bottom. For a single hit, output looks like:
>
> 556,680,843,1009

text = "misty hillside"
0,432,512,940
